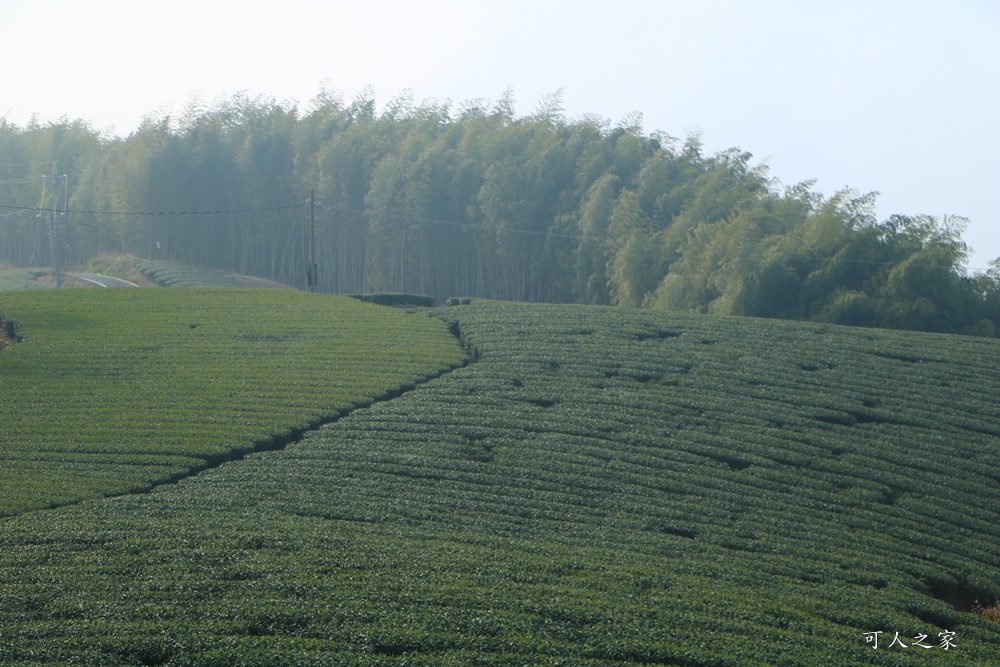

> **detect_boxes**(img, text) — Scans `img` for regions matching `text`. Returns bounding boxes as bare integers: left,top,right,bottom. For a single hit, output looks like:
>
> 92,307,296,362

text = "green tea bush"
134,259,247,287
0,267,53,291
0,289,466,514
0,299,997,664
347,292,435,307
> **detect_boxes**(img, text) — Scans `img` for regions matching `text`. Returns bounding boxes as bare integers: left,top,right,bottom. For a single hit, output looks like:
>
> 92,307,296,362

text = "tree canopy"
1,90,997,337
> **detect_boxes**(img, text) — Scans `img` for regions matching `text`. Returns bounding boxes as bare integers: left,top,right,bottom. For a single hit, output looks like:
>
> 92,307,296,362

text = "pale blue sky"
2,0,997,268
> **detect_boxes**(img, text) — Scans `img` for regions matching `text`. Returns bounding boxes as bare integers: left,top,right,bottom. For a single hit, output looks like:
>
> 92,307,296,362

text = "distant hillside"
0,294,997,664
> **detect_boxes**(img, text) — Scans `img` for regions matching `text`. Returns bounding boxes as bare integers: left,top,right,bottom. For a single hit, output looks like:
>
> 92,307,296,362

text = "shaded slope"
0,301,997,665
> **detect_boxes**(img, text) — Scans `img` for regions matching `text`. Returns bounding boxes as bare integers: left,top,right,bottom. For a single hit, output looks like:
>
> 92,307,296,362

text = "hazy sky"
3,0,998,269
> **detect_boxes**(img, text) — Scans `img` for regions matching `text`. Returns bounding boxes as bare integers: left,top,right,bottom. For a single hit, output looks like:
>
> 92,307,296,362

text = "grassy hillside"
0,298,998,665
0,268,59,291
0,289,467,515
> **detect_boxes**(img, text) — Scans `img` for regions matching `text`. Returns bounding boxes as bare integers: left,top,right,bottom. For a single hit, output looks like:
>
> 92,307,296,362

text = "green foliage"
0,300,997,664
0,268,55,291
346,292,435,307
605,191,663,307
0,289,466,514
135,259,250,287
0,92,995,337
574,173,619,304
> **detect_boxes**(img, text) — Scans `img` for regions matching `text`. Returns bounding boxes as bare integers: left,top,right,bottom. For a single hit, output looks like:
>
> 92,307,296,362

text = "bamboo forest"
1,88,998,336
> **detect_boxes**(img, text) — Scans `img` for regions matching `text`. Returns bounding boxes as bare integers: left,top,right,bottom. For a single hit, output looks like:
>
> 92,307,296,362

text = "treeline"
1,89,998,336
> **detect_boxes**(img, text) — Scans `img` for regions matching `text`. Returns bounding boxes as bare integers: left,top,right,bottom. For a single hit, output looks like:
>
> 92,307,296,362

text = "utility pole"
399,216,406,292
41,162,67,288
307,189,317,293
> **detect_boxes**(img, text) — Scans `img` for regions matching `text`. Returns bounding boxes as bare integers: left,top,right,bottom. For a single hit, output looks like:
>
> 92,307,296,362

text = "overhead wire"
0,197,991,272
0,201,309,216
322,203,996,273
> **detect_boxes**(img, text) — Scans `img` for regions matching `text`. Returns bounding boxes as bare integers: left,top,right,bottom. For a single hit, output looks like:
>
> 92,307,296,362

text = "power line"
326,203,600,243
0,201,308,216
0,196,991,273
327,204,996,273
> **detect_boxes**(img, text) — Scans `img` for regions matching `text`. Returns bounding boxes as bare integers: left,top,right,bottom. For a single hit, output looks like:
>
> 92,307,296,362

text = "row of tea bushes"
134,259,249,287
0,299,996,663
0,288,467,514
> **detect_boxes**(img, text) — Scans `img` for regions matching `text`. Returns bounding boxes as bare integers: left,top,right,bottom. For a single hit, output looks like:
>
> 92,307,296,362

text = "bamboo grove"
1,89,998,335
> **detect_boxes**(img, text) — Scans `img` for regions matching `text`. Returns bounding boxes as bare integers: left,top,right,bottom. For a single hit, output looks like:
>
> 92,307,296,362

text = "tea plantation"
0,295,998,665
0,289,468,515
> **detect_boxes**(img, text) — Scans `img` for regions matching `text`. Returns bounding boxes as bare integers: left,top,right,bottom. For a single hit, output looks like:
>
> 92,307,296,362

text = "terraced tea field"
133,259,283,288
0,296,998,665
0,289,468,515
